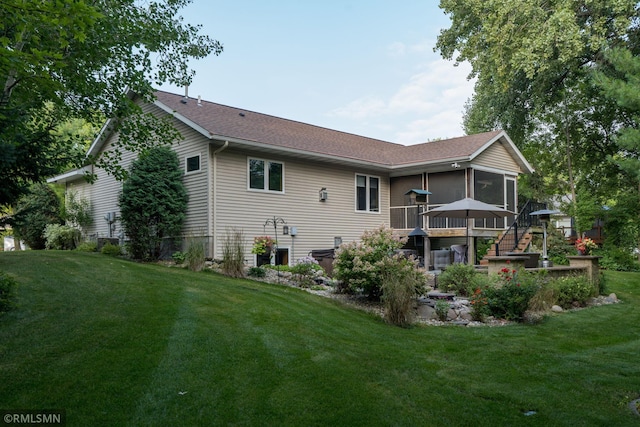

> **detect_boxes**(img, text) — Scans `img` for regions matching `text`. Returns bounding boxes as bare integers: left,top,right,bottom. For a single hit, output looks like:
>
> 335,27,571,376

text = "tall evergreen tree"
119,147,188,261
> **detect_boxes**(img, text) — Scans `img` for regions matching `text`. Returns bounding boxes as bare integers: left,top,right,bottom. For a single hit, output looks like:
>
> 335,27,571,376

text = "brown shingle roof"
154,90,505,167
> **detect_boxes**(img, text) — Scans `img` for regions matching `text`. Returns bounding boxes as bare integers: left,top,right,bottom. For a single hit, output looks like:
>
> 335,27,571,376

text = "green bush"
437,263,479,296
333,224,414,299
290,256,323,287
483,268,539,321
551,276,594,309
101,242,122,257
44,224,81,250
598,246,640,272
119,147,188,261
435,299,450,321
75,241,97,252
12,183,62,250
247,266,266,278
0,271,17,313
172,251,186,264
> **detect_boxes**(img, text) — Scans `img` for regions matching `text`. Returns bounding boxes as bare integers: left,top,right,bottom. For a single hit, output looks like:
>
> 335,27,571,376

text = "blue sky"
160,1,475,145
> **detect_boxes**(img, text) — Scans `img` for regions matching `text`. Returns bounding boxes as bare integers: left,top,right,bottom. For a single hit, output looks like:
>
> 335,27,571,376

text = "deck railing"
494,200,546,255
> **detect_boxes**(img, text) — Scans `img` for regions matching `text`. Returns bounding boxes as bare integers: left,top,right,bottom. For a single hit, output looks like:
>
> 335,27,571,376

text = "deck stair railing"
494,200,547,256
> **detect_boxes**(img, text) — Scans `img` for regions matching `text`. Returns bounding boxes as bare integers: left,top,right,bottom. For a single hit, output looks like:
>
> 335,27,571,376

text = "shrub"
435,299,450,321
551,276,594,309
290,256,322,287
598,246,640,272
333,224,411,299
172,251,186,264
186,237,206,272
528,283,558,312
44,224,81,250
380,254,426,326
63,191,92,231
119,147,188,261
0,271,18,313
469,287,490,321
75,241,97,252
247,266,266,278
483,267,539,321
11,183,62,250
101,242,122,256
221,228,245,278
437,263,479,296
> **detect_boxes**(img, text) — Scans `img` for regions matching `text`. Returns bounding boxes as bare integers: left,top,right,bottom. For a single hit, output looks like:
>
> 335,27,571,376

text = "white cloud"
328,58,476,144
328,96,387,119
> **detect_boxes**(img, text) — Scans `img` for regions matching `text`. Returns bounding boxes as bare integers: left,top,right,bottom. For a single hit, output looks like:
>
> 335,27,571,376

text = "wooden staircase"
480,229,533,265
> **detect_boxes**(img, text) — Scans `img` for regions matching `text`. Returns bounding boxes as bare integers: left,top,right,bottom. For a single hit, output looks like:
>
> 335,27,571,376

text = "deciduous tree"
436,1,638,208
0,0,223,206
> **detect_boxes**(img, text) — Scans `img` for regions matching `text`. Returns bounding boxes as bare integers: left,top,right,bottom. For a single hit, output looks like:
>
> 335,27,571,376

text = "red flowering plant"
575,237,597,255
483,266,539,321
470,287,489,321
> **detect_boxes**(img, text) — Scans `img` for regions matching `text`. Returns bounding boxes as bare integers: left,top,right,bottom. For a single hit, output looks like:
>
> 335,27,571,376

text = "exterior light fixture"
319,187,328,201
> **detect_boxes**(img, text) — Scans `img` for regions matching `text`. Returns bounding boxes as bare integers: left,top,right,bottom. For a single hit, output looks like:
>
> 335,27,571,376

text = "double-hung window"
356,174,379,212
248,158,284,192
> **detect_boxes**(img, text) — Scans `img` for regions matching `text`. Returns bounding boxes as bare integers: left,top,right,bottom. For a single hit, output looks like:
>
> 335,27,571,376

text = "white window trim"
355,173,381,214
247,157,285,193
185,153,202,175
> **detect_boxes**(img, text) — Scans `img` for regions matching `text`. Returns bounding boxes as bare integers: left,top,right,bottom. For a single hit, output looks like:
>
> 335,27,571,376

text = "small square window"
186,155,200,173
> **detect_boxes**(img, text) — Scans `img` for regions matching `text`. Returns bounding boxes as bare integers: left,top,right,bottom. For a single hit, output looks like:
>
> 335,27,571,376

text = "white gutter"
210,141,229,258
47,165,93,184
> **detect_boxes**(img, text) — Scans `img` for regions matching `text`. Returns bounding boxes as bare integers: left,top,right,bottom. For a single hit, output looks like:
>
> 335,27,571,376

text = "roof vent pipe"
181,85,189,104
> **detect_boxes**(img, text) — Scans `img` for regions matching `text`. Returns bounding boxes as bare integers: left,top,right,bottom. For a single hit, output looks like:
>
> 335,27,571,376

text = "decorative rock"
460,311,474,321
551,305,563,313
608,293,618,302
447,308,457,321
417,304,436,320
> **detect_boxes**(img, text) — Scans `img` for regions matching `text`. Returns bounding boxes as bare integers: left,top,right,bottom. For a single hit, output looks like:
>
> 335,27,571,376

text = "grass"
1,251,639,426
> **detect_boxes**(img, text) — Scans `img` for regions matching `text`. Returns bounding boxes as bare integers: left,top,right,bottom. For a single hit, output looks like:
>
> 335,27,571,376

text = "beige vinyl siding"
473,141,521,173
91,132,135,239
68,101,211,241
213,148,390,264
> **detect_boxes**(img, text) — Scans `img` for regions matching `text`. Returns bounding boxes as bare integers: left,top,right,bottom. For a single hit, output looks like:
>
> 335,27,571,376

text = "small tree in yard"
119,147,188,261
12,183,62,249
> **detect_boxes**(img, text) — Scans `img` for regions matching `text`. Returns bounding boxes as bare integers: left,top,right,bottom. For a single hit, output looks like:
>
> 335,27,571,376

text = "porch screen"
427,170,465,204
474,170,503,205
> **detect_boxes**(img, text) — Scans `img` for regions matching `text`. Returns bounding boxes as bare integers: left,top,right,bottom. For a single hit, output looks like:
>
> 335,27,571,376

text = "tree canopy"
436,0,640,233
0,0,223,206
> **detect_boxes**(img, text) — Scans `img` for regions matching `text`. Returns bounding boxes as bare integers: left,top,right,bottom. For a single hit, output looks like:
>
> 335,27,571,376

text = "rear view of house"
49,91,533,267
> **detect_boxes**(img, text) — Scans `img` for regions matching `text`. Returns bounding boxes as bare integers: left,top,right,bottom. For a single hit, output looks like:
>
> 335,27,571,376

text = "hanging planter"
252,236,276,255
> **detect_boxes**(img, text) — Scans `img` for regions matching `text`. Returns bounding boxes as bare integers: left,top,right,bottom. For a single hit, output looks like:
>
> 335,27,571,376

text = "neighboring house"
49,90,534,267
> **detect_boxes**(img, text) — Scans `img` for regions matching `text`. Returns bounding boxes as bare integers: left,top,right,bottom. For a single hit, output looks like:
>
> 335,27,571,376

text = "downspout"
210,141,229,258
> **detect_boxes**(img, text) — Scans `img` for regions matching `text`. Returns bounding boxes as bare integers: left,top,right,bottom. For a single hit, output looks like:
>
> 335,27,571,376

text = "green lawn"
0,251,639,426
